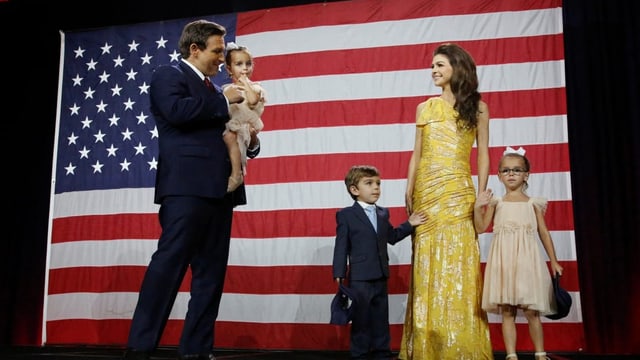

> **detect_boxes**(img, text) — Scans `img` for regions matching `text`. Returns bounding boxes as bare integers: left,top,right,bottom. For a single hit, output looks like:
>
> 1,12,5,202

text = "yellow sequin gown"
399,97,493,359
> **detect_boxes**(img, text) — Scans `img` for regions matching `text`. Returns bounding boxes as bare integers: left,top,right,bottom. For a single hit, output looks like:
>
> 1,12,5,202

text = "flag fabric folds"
47,0,583,351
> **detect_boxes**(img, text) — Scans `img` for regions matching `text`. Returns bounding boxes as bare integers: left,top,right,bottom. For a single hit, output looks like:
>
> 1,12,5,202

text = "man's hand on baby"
223,84,245,104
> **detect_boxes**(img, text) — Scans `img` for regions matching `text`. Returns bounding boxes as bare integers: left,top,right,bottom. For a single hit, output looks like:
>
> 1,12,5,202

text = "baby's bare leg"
223,131,244,192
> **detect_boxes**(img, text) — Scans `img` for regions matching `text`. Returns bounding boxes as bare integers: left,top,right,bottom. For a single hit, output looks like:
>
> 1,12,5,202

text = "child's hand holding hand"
475,189,493,209
408,211,427,226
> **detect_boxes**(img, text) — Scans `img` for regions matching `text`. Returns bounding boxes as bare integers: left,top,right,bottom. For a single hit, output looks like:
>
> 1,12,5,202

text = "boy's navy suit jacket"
332,202,413,281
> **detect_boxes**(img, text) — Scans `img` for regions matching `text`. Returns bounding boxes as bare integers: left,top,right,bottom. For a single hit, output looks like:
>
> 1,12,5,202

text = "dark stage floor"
0,347,637,360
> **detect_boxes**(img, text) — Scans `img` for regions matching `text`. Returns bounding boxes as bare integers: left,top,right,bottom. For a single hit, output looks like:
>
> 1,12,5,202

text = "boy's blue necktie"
365,205,377,232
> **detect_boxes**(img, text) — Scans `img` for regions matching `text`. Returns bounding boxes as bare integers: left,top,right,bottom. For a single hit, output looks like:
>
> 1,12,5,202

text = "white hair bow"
503,146,526,156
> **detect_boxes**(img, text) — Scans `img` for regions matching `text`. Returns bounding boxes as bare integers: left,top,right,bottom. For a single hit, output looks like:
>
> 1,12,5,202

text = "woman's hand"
475,189,493,209
405,191,413,215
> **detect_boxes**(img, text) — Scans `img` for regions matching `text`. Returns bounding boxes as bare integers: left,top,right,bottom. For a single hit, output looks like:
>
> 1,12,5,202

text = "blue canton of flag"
55,15,236,194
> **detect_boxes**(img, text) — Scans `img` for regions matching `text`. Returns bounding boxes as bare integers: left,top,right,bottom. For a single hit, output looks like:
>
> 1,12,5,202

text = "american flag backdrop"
47,0,584,351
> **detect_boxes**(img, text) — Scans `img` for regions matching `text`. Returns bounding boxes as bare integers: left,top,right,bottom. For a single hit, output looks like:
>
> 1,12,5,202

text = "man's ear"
189,43,200,56
349,185,358,196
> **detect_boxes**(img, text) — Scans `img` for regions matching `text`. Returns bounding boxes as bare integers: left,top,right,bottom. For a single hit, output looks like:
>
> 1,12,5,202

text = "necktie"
365,205,377,232
204,77,214,91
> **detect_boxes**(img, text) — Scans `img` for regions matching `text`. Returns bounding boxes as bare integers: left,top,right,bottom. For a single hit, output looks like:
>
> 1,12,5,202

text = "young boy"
332,165,426,359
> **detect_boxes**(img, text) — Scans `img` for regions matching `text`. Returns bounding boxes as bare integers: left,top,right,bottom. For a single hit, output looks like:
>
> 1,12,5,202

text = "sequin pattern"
399,97,493,359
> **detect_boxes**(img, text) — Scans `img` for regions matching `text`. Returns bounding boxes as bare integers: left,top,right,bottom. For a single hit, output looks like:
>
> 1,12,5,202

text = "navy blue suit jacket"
149,61,258,206
332,202,414,281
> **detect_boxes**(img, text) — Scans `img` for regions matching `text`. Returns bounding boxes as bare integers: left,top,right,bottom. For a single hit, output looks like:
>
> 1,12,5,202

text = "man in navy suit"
332,165,426,359
124,20,259,360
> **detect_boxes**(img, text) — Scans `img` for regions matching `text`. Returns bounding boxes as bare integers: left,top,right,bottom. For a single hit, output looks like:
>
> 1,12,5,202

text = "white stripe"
53,187,158,217
487,115,569,147
262,61,565,105
51,172,572,217
485,171,573,204
46,290,581,324
240,8,562,57
48,231,576,269
261,124,416,157
259,115,568,158
50,239,154,269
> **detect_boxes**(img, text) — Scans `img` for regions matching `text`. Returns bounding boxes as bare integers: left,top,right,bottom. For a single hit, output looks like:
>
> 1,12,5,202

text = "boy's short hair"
344,165,380,200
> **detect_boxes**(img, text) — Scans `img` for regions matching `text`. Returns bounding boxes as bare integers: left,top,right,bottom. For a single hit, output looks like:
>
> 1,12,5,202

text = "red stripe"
48,265,147,294
48,261,580,295
51,214,161,242
237,0,562,34
45,319,582,350
231,201,574,237
249,143,570,185
50,199,573,243
250,152,413,183
232,201,574,237
540,200,574,231
483,88,567,119
261,88,566,131
253,35,564,81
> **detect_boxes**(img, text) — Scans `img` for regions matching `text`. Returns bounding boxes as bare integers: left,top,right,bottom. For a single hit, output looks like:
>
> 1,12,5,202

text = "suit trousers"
127,195,234,356
349,278,392,358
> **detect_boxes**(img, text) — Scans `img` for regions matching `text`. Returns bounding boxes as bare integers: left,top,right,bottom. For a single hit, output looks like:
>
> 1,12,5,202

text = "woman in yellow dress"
399,43,493,359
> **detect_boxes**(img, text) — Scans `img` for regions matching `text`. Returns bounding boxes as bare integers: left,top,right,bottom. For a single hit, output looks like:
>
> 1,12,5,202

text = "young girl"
474,147,564,360
223,42,266,192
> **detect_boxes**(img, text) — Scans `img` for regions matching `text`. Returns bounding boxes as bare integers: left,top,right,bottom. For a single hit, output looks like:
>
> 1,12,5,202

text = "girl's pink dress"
482,197,556,315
